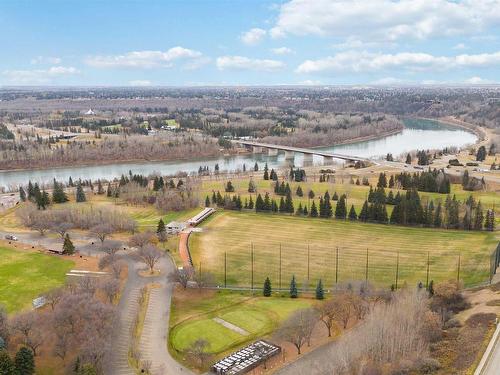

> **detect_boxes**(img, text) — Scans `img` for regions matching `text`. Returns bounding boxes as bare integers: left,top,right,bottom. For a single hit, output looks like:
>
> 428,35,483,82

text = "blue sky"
1,0,499,86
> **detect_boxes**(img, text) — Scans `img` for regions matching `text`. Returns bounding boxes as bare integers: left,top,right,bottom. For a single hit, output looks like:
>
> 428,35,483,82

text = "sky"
1,0,500,86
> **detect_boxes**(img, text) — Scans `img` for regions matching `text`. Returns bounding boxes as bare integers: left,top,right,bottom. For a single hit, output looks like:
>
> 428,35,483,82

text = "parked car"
5,234,18,241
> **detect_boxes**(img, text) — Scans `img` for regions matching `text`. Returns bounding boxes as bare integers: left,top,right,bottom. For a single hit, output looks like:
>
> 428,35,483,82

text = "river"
0,118,477,189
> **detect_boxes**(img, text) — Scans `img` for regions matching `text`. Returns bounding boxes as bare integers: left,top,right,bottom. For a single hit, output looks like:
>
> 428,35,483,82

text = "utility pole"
365,248,369,284
335,247,339,285
395,251,400,290
457,253,461,283
224,252,227,288
279,243,282,291
426,251,430,288
307,245,310,282
251,243,254,290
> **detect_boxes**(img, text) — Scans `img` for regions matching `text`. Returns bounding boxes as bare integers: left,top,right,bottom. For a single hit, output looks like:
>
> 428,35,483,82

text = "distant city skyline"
1,0,500,86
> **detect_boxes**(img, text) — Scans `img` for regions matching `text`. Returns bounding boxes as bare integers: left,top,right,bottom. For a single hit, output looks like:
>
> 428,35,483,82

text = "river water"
0,118,477,189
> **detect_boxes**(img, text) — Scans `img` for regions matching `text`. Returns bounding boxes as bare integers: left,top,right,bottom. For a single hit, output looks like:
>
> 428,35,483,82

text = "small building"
166,221,187,234
85,108,95,115
187,207,215,226
211,340,281,375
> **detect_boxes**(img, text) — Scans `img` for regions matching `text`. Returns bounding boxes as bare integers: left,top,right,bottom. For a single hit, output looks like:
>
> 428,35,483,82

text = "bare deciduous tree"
168,267,192,289
133,244,163,273
90,223,114,245
185,339,212,368
128,231,156,249
44,287,64,311
274,308,318,354
100,278,120,303
50,221,73,239
10,311,44,356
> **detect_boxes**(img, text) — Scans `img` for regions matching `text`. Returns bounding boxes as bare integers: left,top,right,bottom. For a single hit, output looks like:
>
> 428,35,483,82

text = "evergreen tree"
377,172,387,188
52,180,68,203
97,180,104,195
248,196,254,210
263,193,271,211
359,200,369,222
225,181,235,192
348,205,357,220
476,145,487,161
296,203,303,216
248,179,256,193
472,203,483,230
296,186,303,197
405,153,412,164
106,183,112,197
308,190,315,199
285,192,294,213
485,209,496,231
388,175,395,188
310,201,318,217
254,162,259,171
62,234,75,255
428,280,434,296
255,194,264,212
205,195,210,207
263,163,269,180
211,191,217,204
68,176,74,187
280,197,287,213
263,277,272,297
0,350,14,375
335,195,347,219
14,347,35,375
19,186,26,202
303,205,308,216
290,275,298,298
75,183,86,203
332,191,339,201
315,279,324,300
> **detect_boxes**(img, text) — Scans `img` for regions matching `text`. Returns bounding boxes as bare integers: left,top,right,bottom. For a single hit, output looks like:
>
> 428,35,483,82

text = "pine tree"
157,219,166,235
348,205,357,220
75,183,86,203
290,275,298,298
485,209,496,231
332,191,339,201
14,347,35,375
255,194,264,212
476,145,487,161
296,203,303,216
296,186,303,197
106,183,112,197
310,201,318,217
315,279,324,300
62,234,75,255
405,153,412,164
248,179,256,193
0,350,14,374
97,179,104,195
68,176,74,187
264,193,271,211
205,195,210,207
52,180,68,203
254,162,259,171
434,201,443,227
248,196,254,210
263,163,269,180
225,181,235,192
335,194,347,219
308,190,315,199
263,277,272,297
19,186,26,202
285,192,294,213
359,200,369,222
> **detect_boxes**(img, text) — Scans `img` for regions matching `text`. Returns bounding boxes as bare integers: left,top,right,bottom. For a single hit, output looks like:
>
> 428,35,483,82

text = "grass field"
0,246,74,312
190,211,499,288
170,289,312,357
199,177,500,218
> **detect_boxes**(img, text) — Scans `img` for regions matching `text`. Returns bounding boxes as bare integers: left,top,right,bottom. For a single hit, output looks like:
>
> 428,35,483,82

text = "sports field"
189,211,499,288
170,289,312,356
0,246,74,312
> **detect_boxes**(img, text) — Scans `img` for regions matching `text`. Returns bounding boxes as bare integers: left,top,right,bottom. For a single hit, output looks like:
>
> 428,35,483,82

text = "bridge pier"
323,156,334,165
303,153,313,166
267,148,278,156
284,150,295,160
252,146,263,154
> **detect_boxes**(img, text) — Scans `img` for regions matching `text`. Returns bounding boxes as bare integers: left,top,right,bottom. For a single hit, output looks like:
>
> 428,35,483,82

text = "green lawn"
170,289,312,356
190,211,499,288
0,246,74,312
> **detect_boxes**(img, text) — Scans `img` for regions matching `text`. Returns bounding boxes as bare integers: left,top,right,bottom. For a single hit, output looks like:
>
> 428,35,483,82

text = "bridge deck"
233,140,369,162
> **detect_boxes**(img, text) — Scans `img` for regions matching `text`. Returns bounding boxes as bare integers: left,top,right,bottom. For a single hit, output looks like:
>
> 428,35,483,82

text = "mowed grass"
0,246,74,312
190,211,499,288
170,289,312,355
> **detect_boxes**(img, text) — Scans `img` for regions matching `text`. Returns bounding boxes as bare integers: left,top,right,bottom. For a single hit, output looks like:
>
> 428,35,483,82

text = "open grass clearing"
0,245,74,312
170,288,312,357
190,210,498,288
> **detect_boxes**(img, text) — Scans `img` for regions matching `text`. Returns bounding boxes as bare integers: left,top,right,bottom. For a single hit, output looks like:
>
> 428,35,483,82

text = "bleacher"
211,340,281,375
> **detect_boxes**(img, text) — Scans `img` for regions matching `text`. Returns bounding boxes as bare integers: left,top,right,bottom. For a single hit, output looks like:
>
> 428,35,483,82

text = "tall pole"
251,243,254,290
335,247,339,285
426,252,430,288
307,245,310,282
279,243,282,291
457,253,461,283
365,248,369,284
395,251,400,290
224,252,227,288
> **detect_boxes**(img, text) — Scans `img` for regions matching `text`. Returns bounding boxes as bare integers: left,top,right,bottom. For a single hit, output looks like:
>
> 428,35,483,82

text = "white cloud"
129,80,152,86
2,66,79,84
216,56,285,71
464,76,494,84
85,47,203,68
370,77,406,85
298,79,322,85
296,50,500,73
271,47,294,55
31,56,62,65
271,0,500,42
452,43,467,50
241,28,267,45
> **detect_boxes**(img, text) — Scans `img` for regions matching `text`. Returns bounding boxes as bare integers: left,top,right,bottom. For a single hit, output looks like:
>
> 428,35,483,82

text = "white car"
5,234,18,241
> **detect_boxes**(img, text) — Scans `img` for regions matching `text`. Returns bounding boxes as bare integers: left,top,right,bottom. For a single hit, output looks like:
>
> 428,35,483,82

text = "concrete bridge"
232,140,370,164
